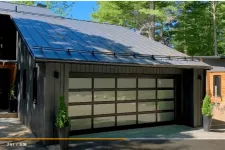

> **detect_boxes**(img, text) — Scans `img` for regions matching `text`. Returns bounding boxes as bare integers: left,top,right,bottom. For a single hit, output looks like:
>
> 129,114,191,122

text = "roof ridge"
0,1,49,10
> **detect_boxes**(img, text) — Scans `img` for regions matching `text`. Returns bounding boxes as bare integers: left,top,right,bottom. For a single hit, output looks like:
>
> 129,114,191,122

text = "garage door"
68,77,175,133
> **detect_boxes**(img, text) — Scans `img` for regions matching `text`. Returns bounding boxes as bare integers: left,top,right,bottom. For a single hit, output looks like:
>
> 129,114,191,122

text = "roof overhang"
35,58,212,70
194,56,225,59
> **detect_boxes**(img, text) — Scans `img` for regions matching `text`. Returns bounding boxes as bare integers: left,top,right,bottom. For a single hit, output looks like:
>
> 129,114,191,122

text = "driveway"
1,118,225,150
0,118,44,150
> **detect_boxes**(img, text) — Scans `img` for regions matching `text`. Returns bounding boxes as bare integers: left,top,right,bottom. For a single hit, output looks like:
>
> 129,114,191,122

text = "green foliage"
92,1,176,42
201,95,213,117
12,1,75,17
46,1,75,17
9,84,16,100
55,96,70,128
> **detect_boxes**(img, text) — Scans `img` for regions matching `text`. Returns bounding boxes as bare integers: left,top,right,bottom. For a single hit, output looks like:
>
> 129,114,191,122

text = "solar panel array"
0,2,210,68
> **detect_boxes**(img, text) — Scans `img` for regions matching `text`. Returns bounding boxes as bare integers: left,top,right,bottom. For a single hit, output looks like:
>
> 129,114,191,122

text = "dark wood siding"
17,34,46,142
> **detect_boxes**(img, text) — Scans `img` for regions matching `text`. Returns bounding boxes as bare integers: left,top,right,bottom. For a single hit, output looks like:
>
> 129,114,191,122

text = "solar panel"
31,49,45,58
42,50,60,59
70,51,86,61
46,23,93,51
23,25,50,48
81,53,99,62
56,51,73,60
94,54,121,63
116,55,138,64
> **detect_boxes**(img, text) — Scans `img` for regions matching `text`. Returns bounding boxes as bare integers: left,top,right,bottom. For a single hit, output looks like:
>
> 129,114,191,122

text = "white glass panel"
94,104,115,115
158,101,174,110
69,78,91,89
69,105,91,116
94,116,115,128
70,118,91,130
138,102,156,111
138,90,156,100
117,91,136,100
138,114,156,124
157,112,174,122
117,78,136,88
138,79,155,88
117,115,136,126
69,92,92,103
94,91,115,101
157,79,174,88
157,90,174,99
94,78,115,88
117,103,136,113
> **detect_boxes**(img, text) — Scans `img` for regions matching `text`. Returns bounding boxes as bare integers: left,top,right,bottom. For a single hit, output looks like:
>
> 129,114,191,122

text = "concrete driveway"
1,118,225,150
67,125,225,150
0,118,44,150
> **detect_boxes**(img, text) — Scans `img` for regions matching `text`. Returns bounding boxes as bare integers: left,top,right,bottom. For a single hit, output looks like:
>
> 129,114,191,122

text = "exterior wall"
206,71,225,103
17,34,46,141
44,63,205,140
193,69,205,127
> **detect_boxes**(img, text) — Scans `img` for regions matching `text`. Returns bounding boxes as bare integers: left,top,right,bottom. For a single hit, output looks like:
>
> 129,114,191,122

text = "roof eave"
35,58,212,70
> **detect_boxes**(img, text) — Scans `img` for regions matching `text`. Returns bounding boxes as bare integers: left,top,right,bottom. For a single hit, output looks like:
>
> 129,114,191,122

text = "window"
23,69,26,99
33,68,37,104
213,75,221,97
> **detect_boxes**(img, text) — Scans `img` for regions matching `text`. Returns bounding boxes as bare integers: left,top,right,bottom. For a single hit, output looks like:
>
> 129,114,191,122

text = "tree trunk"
212,1,217,56
149,1,155,40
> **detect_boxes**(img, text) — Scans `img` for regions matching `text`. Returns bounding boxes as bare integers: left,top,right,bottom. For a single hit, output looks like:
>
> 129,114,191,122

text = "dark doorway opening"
0,69,10,109
0,14,16,60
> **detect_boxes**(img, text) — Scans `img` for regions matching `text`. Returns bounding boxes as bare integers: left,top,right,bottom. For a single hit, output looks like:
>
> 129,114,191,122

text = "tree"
171,1,225,56
12,1,75,17
92,1,177,44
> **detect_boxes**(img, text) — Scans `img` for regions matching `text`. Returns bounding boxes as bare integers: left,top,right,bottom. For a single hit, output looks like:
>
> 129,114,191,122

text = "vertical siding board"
43,63,55,144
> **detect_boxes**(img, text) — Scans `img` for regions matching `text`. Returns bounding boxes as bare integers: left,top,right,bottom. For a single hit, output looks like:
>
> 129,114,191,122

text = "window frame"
213,75,221,97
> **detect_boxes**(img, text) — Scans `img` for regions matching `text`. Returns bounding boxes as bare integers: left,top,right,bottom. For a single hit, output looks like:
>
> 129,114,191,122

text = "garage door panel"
157,90,174,99
117,115,136,126
157,112,174,122
117,78,136,88
138,90,156,100
94,78,115,88
138,114,156,124
70,118,91,130
157,79,174,88
68,76,175,132
69,78,92,89
138,78,155,88
94,91,115,101
157,101,174,110
94,116,115,128
117,91,136,100
94,104,115,115
69,91,92,103
117,103,136,113
69,105,92,116
138,102,156,111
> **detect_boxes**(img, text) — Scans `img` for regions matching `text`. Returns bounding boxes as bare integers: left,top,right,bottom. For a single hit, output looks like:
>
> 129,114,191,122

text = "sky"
35,1,98,21
69,1,98,21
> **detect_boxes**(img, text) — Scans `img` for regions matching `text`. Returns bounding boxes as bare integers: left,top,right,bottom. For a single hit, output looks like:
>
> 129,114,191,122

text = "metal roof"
194,56,225,59
0,2,211,69
208,66,225,72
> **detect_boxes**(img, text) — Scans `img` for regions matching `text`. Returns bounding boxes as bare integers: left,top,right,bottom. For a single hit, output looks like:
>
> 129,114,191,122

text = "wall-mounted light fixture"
54,71,59,79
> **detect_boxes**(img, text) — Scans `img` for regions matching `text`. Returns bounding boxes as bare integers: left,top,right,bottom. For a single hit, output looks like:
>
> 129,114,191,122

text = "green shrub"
55,96,70,128
201,95,213,117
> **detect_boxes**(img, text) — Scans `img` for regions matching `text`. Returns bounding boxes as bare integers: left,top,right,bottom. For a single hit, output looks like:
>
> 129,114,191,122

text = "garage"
68,75,176,134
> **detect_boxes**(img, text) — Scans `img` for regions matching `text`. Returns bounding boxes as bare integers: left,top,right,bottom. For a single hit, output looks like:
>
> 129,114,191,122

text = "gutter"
35,58,212,70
